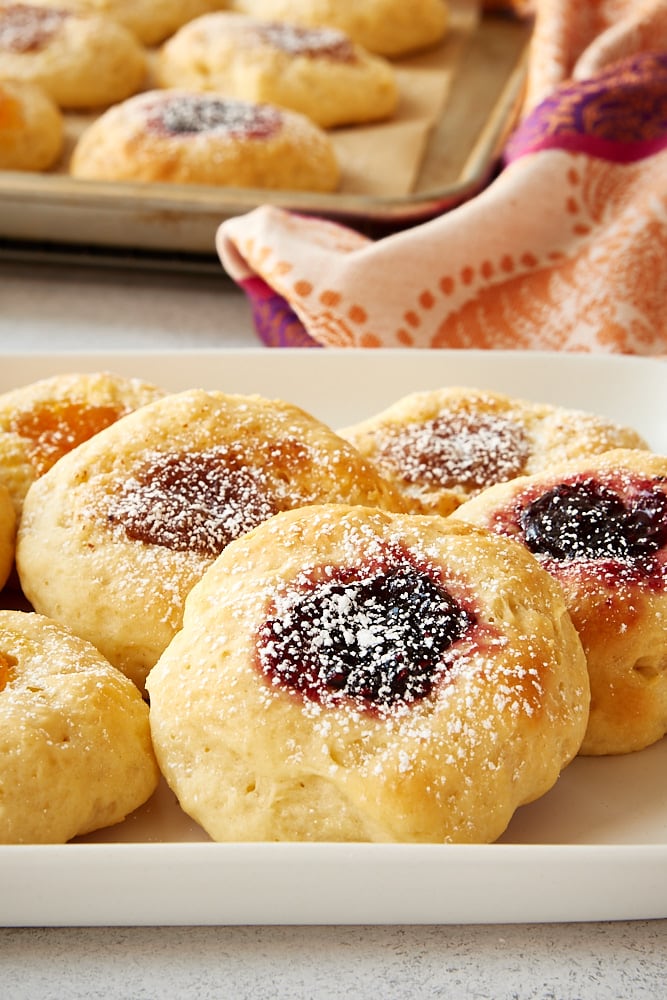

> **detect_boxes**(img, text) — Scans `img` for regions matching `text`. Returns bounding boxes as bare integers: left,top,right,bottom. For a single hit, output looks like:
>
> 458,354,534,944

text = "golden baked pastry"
0,370,164,519
147,504,589,844
0,485,16,591
0,77,63,171
453,448,667,756
0,608,159,843
26,0,228,46
230,0,449,57
70,88,341,191
0,3,147,109
156,12,398,129
339,387,649,516
16,389,405,690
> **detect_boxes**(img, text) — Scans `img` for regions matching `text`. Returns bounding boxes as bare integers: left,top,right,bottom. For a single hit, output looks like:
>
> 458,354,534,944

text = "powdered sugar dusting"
256,543,476,713
256,21,356,62
375,410,530,493
0,4,67,52
105,446,278,556
148,94,282,140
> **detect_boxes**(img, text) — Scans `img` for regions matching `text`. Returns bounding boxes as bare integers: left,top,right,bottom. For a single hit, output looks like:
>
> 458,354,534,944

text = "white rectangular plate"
1,348,666,927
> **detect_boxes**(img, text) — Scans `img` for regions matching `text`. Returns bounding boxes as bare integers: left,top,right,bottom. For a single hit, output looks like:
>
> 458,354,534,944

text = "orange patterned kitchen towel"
216,0,667,351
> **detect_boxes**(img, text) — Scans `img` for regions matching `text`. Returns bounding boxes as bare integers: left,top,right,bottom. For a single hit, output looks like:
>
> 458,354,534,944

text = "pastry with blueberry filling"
454,448,667,755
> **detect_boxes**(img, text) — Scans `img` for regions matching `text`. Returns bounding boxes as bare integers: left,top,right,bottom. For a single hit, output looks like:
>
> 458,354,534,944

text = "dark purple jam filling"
519,478,667,561
148,96,282,139
107,448,276,556
257,558,475,711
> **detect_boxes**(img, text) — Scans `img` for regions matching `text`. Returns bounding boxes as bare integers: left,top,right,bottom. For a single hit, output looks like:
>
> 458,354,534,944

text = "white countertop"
1,256,666,1000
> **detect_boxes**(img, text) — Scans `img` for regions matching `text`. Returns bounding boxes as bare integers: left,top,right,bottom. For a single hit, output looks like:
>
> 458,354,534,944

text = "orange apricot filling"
0,650,17,693
10,401,124,476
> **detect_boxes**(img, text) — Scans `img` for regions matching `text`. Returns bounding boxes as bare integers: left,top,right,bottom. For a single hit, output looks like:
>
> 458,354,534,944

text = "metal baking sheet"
0,7,531,260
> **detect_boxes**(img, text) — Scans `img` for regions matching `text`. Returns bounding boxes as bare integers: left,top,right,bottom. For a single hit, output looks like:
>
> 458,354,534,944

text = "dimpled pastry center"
108,447,277,556
153,96,281,138
378,411,530,491
258,22,356,61
257,560,475,710
520,478,667,560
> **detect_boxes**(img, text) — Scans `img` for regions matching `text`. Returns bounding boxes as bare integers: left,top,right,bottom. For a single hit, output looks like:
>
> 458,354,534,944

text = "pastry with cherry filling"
156,12,398,129
70,88,341,191
230,0,450,57
16,390,405,691
0,77,63,171
0,609,159,843
0,2,147,109
0,371,164,521
339,387,649,516
146,504,589,843
453,448,667,755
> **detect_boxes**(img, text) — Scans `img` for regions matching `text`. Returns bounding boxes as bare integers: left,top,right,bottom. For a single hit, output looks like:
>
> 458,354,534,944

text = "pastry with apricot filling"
16,390,405,691
0,77,63,171
147,504,589,843
453,448,667,755
0,370,164,520
339,387,648,516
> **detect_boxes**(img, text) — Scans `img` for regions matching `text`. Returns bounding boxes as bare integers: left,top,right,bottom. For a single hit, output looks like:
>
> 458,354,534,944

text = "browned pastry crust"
0,77,63,170
230,0,450,57
453,448,667,755
70,89,341,191
147,504,589,843
0,3,147,109
0,608,159,843
16,389,405,690
21,0,228,47
339,387,649,516
156,12,398,128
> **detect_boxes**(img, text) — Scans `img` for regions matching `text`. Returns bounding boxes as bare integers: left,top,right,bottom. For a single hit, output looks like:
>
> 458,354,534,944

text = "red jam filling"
147,96,282,140
0,5,67,53
256,546,476,712
377,410,530,492
107,447,278,556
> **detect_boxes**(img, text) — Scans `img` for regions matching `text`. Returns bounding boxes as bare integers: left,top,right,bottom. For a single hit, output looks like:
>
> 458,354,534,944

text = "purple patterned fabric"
241,51,667,348
241,276,321,348
505,51,667,164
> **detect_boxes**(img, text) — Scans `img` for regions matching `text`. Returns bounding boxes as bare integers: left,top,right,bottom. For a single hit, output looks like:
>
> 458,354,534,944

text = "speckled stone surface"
1,259,259,351
1,922,667,999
